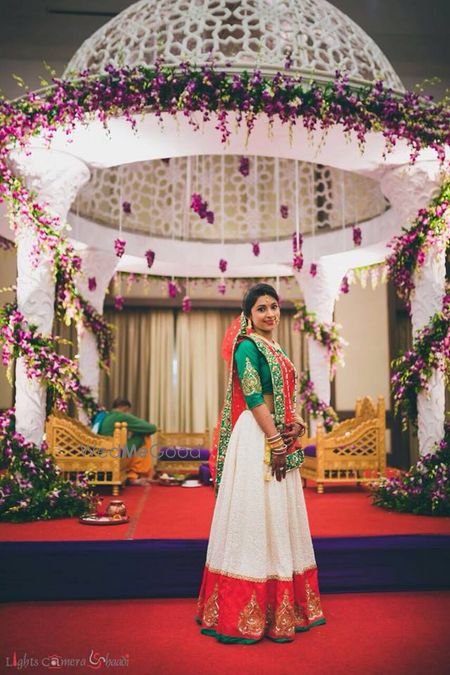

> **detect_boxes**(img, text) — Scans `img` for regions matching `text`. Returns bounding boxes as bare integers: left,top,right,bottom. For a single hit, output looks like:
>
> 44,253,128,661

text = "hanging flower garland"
386,180,450,308
298,371,339,432
0,64,447,167
219,258,228,273
191,192,214,224
168,280,178,298
238,157,250,177
145,249,155,268
339,275,350,294
114,295,124,311
371,421,450,516
0,303,99,419
292,232,304,271
391,289,450,429
114,237,126,257
293,302,347,378
55,259,114,370
352,225,362,246
0,409,92,522
182,295,192,312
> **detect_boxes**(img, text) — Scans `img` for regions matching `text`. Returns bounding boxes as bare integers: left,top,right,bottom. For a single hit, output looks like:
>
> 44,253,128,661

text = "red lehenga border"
196,565,326,643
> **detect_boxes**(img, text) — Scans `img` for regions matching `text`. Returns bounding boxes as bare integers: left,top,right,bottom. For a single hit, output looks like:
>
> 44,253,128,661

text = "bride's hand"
271,451,287,482
281,421,306,444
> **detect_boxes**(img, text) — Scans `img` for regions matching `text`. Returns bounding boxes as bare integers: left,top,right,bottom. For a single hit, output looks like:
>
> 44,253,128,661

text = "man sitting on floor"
98,398,157,486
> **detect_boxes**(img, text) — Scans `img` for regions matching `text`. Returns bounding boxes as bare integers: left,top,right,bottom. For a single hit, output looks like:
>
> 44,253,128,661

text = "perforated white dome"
65,0,403,90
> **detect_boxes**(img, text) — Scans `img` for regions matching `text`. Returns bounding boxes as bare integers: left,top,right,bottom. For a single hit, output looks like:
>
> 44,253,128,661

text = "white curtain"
174,311,226,433
99,309,175,431
99,307,306,433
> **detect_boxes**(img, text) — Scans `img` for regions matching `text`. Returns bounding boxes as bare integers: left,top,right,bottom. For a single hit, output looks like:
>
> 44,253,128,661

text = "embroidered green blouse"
234,338,273,409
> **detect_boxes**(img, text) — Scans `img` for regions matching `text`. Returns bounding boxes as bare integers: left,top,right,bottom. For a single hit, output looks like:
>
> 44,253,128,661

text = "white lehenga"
197,410,325,643
207,410,317,578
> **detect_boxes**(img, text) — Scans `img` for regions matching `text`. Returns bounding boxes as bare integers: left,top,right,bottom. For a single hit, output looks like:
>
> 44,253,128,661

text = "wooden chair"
45,413,128,495
301,396,386,493
155,430,210,477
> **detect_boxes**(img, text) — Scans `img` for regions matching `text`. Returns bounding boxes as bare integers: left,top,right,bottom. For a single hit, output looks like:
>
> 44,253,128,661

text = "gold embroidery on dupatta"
241,357,262,396
203,583,219,627
305,580,323,620
238,591,265,637
273,589,295,636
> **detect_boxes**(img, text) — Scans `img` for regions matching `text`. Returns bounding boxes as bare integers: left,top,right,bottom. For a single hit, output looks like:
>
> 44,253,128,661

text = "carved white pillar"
11,149,90,444
295,259,349,433
75,250,118,422
381,161,445,455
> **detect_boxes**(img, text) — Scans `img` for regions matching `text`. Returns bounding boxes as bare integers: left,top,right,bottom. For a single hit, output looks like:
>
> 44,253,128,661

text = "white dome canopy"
65,0,403,90
74,157,388,242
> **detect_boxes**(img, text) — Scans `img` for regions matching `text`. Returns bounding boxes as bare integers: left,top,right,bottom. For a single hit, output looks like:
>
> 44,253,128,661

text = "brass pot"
105,500,127,519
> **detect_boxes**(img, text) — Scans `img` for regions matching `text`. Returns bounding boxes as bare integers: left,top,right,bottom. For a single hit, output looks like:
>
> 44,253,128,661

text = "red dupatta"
210,313,301,492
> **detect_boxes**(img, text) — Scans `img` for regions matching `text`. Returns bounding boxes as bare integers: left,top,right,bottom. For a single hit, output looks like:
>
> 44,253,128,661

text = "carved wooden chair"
301,396,386,493
155,430,210,477
45,413,128,495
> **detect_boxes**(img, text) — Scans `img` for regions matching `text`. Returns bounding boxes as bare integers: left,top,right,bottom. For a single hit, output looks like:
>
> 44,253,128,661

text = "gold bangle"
269,440,285,450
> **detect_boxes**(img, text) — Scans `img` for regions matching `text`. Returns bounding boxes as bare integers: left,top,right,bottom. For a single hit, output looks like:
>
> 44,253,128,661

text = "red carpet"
1,592,449,675
1,484,449,542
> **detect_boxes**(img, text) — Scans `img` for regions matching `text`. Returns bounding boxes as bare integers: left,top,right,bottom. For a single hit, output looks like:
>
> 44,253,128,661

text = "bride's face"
249,294,280,335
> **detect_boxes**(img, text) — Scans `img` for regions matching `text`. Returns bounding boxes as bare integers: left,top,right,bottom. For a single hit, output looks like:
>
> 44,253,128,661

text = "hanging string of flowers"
293,301,347,378
386,180,450,308
391,289,450,429
298,371,339,432
238,157,250,177
0,409,92,522
191,192,214,223
371,421,450,516
292,232,304,271
0,303,99,419
55,257,114,370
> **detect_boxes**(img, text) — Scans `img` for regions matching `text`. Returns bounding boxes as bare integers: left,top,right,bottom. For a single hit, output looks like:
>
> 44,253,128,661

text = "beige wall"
334,280,391,452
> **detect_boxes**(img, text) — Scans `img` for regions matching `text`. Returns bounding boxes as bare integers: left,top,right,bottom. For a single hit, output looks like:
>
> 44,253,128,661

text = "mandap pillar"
11,148,90,444
75,249,118,423
381,161,446,455
294,259,348,434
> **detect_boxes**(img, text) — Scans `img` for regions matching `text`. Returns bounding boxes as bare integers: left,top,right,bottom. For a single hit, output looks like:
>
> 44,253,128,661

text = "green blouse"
234,338,273,409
